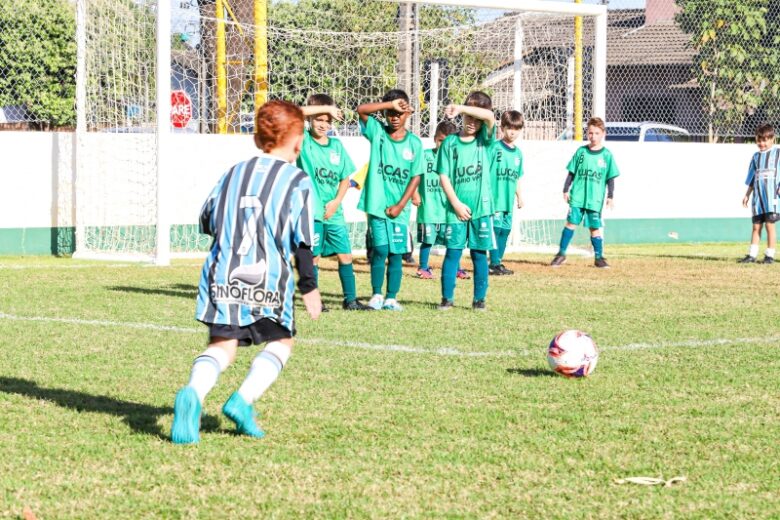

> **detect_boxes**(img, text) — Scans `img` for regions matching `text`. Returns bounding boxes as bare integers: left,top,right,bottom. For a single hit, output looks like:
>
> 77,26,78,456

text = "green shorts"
417,223,447,246
444,215,495,251
567,207,602,229
313,221,352,257
367,215,409,255
493,211,513,230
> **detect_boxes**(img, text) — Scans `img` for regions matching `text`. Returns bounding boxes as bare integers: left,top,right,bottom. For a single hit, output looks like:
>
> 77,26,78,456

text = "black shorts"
752,212,780,224
205,318,293,346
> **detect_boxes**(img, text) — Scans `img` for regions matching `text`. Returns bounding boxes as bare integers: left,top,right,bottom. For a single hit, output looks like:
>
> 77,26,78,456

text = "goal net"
74,0,605,262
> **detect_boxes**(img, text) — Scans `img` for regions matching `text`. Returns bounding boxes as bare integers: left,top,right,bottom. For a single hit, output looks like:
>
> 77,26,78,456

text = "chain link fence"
1,0,778,141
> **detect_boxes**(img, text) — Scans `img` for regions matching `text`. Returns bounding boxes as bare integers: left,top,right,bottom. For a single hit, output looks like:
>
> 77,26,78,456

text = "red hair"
254,100,304,152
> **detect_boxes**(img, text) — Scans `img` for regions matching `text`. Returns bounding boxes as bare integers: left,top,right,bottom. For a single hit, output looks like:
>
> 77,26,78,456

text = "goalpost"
72,0,607,263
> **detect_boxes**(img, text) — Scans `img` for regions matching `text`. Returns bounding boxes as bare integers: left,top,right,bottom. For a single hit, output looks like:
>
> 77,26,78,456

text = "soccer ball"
547,330,599,378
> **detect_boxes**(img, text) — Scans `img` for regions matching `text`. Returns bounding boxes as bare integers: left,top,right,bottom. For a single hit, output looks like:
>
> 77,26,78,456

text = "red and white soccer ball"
547,330,599,378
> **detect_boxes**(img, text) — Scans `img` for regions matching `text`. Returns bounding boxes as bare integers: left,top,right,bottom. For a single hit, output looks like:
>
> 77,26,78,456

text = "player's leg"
470,249,489,310
367,216,389,309
742,220,762,262
312,221,328,311
588,210,607,268
224,331,294,439
489,212,513,275
440,223,466,309
383,221,408,311
763,220,776,263
416,223,434,278
552,208,580,266
172,337,238,444
324,223,371,310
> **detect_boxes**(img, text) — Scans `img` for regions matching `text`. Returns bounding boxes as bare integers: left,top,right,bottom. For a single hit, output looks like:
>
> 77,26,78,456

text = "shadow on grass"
108,283,197,299
0,377,220,439
506,368,557,378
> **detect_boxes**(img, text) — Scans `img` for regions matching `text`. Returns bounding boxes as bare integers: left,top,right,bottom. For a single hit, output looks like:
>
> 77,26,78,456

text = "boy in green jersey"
414,120,458,279
298,94,372,311
436,91,497,311
357,89,424,311
551,117,620,269
489,110,525,276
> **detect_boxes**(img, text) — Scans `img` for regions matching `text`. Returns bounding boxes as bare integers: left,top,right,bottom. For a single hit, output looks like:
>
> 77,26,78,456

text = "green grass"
1,243,779,519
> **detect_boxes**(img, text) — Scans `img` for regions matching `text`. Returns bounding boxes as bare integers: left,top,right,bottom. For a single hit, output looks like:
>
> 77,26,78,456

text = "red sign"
171,90,192,128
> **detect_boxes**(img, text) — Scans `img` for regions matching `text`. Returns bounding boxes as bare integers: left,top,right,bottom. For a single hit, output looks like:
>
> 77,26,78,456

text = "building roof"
607,13,696,66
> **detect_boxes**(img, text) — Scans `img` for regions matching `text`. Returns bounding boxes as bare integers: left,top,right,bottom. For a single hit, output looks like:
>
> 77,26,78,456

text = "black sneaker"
739,255,757,263
498,263,514,275
550,254,567,267
343,299,373,311
437,298,454,311
402,253,415,264
594,257,610,269
488,264,503,276
762,256,775,264
472,300,486,311
321,304,330,313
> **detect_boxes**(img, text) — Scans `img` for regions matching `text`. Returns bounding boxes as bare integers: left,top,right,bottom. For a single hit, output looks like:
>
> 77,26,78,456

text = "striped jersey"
745,147,780,216
195,153,314,331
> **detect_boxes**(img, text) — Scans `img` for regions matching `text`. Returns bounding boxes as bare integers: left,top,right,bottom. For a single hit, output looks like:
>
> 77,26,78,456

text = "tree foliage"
0,0,77,128
676,0,780,141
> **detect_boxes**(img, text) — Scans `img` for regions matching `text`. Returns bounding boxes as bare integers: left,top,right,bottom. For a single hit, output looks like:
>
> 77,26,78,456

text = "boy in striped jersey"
357,89,424,311
298,93,371,310
171,100,321,444
740,123,780,264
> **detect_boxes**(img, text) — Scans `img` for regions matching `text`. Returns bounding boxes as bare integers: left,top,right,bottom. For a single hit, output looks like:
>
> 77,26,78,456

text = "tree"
0,0,77,128
677,0,780,142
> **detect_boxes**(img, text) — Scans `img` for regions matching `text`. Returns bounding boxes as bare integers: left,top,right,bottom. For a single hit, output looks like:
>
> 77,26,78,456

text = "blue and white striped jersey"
745,147,780,216
195,153,314,331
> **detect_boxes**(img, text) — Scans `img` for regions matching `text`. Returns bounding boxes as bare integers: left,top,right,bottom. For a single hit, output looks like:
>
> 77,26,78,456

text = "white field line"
0,311,775,357
0,263,203,270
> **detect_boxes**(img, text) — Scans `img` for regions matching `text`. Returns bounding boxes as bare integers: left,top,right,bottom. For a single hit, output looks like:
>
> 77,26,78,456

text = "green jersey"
358,116,424,224
417,148,448,224
566,146,620,212
490,140,524,213
436,124,495,223
296,131,355,225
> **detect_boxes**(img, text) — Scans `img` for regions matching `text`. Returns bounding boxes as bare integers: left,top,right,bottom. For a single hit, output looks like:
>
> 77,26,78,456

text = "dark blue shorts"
206,318,293,346
752,212,780,224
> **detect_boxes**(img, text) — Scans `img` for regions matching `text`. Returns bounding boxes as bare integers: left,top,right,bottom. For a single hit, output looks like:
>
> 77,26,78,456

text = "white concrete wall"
0,131,756,230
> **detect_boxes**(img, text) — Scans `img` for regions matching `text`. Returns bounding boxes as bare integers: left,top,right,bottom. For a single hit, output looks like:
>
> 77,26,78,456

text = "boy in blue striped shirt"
171,100,321,444
740,123,780,264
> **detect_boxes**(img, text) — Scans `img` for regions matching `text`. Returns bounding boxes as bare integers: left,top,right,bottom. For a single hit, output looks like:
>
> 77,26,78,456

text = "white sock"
187,346,231,403
766,248,775,259
749,244,759,258
237,342,291,404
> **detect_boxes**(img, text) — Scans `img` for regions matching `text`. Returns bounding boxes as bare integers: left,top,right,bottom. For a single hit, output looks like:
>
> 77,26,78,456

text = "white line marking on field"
0,312,775,356
0,263,202,270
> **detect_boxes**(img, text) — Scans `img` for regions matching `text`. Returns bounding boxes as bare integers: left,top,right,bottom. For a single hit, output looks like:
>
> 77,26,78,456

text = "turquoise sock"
419,244,432,269
591,235,604,259
497,228,510,262
558,227,575,255
442,248,463,300
386,253,403,299
338,262,357,302
471,250,489,301
313,265,319,286
371,244,389,294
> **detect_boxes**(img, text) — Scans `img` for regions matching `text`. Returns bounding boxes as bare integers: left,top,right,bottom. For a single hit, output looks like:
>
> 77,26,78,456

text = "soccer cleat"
402,253,415,264
437,298,454,311
472,300,487,311
222,392,265,439
488,264,503,276
738,255,757,263
594,257,610,269
456,269,471,279
550,254,567,267
343,299,373,311
321,304,330,313
498,263,514,275
367,294,384,310
382,298,403,311
171,386,202,445
762,256,775,264
416,267,434,279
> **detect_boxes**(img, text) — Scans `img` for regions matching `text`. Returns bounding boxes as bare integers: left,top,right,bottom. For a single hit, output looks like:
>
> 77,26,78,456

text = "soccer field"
1,243,778,519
